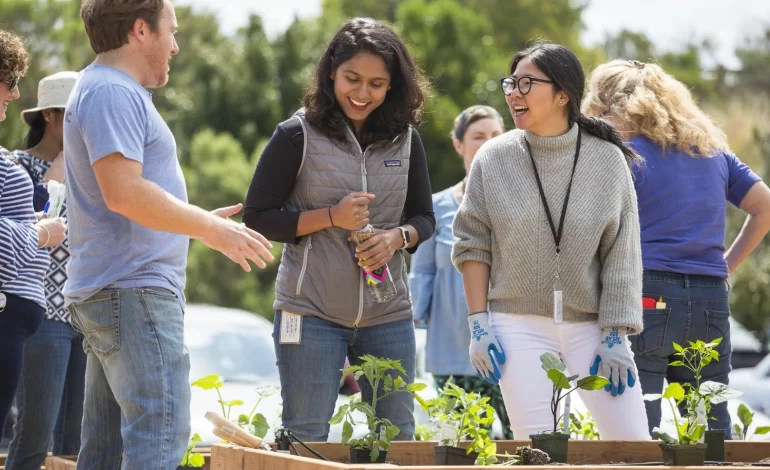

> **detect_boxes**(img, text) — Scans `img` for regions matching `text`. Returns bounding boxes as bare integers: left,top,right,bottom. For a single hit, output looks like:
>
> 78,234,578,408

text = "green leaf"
342,421,353,445
738,403,754,428
237,414,250,427
547,369,571,390
190,374,223,390
386,424,400,441
383,375,393,393
754,426,770,435
662,382,686,401
690,424,706,442
673,343,684,353
220,399,244,407
734,424,744,440
540,352,566,372
577,375,610,390
251,414,269,439
669,360,686,367
191,433,201,444
369,447,380,462
699,381,743,404
393,376,405,390
189,453,205,467
329,404,349,425
709,337,723,346
652,427,678,444
406,382,428,392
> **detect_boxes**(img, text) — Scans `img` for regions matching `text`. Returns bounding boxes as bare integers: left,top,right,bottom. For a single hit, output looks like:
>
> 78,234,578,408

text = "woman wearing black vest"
243,18,435,442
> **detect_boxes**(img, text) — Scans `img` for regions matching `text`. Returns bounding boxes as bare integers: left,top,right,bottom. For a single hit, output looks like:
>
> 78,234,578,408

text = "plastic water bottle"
350,224,397,303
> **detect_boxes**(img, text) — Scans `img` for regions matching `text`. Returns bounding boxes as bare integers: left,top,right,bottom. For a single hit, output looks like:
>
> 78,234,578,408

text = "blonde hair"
583,60,729,157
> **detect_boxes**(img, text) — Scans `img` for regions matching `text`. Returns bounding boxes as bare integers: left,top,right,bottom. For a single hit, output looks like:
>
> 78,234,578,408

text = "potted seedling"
191,374,278,445
177,433,205,469
733,403,770,440
532,352,609,463
426,381,498,465
328,355,427,463
645,339,742,465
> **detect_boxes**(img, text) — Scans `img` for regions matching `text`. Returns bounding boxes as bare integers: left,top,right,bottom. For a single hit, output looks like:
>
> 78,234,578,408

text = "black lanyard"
524,131,581,255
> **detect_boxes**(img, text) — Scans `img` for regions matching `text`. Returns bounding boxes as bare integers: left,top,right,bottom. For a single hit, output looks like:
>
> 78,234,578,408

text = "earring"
387,85,391,90
559,100,564,105
330,74,335,80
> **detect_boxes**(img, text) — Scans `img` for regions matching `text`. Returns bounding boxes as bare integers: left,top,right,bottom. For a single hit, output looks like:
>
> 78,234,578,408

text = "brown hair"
0,30,29,83
451,105,504,141
584,60,729,157
80,0,165,54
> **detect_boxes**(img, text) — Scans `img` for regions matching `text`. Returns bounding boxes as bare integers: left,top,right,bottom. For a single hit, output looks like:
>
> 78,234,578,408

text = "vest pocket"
295,235,312,296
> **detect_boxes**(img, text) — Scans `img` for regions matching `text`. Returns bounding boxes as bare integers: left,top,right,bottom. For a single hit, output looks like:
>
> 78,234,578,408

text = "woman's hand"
36,217,67,248
352,228,402,271
330,192,375,230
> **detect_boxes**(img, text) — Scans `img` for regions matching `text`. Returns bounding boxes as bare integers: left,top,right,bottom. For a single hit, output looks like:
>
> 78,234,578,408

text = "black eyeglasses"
500,76,554,96
3,77,20,91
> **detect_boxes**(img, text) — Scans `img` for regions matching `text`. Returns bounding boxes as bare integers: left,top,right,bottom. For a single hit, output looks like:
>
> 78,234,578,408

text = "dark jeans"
0,293,45,442
630,270,732,438
7,320,87,470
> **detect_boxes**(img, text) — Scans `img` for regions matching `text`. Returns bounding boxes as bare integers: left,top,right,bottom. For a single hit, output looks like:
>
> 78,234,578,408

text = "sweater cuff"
452,249,492,273
599,315,643,336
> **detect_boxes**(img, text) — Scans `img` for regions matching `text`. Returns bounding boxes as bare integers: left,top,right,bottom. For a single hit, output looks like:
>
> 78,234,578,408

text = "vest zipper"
346,126,368,328
295,234,312,296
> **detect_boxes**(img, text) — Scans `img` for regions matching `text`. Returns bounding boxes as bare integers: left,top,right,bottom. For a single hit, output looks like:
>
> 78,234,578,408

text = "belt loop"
683,274,690,289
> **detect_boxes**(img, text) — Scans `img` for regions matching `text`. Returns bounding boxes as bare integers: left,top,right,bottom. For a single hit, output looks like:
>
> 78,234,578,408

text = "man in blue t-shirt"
63,1,274,468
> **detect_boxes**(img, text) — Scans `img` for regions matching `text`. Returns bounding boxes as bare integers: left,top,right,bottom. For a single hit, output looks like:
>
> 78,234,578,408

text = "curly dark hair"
303,18,429,148
0,30,29,84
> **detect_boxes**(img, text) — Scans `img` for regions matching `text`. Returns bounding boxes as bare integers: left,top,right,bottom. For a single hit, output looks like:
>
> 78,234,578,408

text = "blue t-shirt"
629,135,761,279
63,64,189,304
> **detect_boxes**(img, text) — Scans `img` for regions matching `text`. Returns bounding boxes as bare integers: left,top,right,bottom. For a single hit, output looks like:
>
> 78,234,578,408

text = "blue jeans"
69,287,190,470
7,320,87,470
630,270,732,438
273,311,416,442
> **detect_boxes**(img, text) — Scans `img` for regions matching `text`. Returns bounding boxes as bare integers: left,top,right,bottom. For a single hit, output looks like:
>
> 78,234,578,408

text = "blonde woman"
584,59,770,438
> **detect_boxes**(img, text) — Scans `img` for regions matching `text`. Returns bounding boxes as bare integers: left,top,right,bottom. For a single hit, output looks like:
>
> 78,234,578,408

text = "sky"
177,0,770,70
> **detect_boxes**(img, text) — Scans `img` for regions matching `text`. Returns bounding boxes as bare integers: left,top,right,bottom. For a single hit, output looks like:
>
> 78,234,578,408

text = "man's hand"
197,203,274,272
212,203,243,220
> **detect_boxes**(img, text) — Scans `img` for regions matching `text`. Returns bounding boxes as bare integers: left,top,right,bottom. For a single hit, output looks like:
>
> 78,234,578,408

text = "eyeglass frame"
2,77,20,91
500,76,554,96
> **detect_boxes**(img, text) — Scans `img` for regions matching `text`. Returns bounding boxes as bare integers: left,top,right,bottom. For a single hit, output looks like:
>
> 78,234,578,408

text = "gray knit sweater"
451,123,644,334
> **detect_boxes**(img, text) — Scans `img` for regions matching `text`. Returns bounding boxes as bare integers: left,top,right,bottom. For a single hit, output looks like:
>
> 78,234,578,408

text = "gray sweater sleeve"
451,155,492,271
598,162,644,335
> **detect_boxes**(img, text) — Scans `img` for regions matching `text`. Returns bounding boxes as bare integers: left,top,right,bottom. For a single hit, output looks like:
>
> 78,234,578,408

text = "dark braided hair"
510,42,642,168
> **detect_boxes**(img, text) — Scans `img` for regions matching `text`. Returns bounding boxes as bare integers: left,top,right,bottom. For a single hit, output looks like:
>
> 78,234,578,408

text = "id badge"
279,311,302,344
553,282,563,324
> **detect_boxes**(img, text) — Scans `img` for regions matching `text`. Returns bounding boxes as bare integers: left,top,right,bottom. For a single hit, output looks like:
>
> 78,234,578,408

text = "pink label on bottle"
363,266,387,285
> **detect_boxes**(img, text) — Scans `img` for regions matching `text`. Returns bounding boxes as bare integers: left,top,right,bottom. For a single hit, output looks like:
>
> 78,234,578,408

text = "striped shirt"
0,147,48,308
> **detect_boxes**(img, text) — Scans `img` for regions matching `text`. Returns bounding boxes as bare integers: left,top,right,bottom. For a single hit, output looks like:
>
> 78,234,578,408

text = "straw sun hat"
20,71,78,126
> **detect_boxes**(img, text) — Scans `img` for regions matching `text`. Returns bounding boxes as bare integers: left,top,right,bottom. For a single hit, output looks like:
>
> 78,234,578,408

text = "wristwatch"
397,226,411,249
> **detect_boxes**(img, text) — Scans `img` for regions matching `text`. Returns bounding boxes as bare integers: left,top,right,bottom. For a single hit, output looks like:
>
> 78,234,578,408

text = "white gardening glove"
468,311,506,385
589,327,637,397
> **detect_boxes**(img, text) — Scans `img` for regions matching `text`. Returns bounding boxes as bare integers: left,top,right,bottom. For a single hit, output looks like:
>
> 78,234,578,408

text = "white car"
185,304,438,445
730,353,770,416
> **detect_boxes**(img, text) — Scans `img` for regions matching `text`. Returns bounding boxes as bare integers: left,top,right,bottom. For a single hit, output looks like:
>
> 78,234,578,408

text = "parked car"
730,352,770,416
730,317,768,370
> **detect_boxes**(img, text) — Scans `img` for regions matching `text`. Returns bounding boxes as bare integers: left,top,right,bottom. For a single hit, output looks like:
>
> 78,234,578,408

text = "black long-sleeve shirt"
243,119,435,253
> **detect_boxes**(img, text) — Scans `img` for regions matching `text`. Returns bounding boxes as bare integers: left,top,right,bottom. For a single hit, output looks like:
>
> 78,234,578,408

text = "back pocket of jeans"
630,308,671,354
71,290,120,357
705,310,731,348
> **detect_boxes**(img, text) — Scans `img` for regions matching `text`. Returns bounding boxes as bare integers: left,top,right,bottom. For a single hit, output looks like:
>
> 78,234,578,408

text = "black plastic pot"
530,433,569,464
660,443,707,466
705,429,725,462
349,447,388,463
434,445,479,465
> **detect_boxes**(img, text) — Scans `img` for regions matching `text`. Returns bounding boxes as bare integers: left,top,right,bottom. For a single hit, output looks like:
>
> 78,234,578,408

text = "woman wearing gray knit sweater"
451,43,650,439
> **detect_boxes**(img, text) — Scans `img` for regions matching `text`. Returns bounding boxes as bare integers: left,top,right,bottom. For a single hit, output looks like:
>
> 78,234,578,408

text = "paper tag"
280,311,302,344
553,287,563,324
0,292,5,312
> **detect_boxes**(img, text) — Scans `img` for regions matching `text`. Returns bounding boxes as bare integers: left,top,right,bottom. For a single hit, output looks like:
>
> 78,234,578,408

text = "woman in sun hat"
5,70,84,470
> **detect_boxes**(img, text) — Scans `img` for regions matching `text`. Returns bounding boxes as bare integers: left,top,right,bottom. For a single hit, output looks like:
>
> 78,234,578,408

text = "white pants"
490,312,649,440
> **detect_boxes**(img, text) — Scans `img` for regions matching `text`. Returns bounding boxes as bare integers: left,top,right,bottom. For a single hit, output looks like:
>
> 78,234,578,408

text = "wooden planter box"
209,440,770,470
43,449,211,470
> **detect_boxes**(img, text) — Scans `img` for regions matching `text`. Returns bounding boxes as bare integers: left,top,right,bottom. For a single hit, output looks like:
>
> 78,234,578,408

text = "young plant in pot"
645,339,742,466
425,381,498,466
177,433,205,469
531,352,609,463
328,355,427,463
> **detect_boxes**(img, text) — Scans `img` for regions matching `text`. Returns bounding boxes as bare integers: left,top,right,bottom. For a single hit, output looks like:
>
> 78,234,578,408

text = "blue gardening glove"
468,311,506,385
589,327,637,397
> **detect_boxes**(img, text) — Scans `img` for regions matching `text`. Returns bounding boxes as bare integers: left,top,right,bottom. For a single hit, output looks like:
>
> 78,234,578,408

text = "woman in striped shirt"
0,30,67,443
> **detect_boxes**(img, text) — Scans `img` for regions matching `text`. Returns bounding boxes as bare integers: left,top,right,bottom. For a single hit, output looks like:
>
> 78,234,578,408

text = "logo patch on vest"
384,160,402,167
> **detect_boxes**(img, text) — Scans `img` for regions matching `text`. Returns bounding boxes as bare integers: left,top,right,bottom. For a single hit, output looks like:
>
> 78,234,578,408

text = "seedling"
191,374,278,439
734,403,770,440
540,352,609,434
329,355,427,462
178,433,205,468
560,410,601,440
